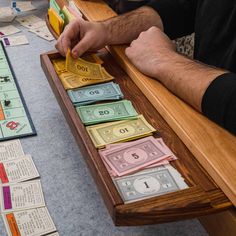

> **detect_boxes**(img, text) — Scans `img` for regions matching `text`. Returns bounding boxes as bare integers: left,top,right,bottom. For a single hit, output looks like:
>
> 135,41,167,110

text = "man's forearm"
154,53,226,111
102,6,163,45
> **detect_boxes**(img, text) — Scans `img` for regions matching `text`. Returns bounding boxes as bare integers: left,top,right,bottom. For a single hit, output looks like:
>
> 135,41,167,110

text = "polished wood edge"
108,46,236,206
40,52,123,219
70,0,236,207
40,50,232,225
199,209,236,236
114,187,231,226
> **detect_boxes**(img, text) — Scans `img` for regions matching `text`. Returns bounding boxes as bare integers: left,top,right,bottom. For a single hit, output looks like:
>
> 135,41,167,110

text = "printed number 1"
144,182,150,189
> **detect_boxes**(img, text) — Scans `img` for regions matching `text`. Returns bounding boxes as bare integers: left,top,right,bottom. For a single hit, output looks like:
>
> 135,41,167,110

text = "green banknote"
67,82,123,105
86,115,156,148
50,0,61,15
77,100,138,125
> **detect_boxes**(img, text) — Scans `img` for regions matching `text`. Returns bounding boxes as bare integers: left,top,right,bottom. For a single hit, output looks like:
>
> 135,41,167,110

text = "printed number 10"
119,128,129,134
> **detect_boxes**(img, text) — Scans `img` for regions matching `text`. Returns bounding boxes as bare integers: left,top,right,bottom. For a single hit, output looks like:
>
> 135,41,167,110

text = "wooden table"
42,0,236,234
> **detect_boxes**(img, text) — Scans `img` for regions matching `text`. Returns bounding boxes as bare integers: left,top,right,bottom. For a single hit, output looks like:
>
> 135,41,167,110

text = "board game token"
4,100,11,107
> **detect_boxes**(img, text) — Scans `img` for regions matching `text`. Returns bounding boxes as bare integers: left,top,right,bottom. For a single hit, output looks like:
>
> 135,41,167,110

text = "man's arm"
56,0,197,58
104,6,163,45
125,27,236,134
56,6,162,58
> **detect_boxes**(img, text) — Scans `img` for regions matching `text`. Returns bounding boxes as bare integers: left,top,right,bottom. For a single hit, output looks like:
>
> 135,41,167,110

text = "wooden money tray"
41,0,236,226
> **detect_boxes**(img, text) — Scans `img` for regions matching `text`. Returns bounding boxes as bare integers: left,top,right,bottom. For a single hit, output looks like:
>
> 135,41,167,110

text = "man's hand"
125,26,176,78
55,18,107,58
126,26,225,111
55,6,164,58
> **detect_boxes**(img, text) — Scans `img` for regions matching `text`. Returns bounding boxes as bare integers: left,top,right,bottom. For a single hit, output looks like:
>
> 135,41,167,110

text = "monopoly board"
0,41,36,140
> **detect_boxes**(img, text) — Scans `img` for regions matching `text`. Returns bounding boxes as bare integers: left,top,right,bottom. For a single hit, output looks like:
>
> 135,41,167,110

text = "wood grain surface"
71,0,236,207
41,50,232,225
200,210,236,236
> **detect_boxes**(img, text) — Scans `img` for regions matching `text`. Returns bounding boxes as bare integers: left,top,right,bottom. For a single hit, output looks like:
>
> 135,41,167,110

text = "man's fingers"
62,35,72,55
55,34,70,56
55,36,64,56
130,40,135,47
71,34,92,58
55,19,82,56
56,33,72,56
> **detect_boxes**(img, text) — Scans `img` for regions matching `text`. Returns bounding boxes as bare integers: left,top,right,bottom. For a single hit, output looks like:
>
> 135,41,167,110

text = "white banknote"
113,165,188,203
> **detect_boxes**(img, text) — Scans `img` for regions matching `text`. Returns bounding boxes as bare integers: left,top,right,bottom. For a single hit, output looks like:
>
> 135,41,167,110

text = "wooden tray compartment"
40,50,232,226
46,0,236,208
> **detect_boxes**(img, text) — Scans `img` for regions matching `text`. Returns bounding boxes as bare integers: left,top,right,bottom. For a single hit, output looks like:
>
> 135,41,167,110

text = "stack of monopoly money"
86,115,156,148
67,82,124,106
77,100,138,125
0,140,59,236
113,164,188,203
99,136,177,177
52,56,113,90
66,50,113,81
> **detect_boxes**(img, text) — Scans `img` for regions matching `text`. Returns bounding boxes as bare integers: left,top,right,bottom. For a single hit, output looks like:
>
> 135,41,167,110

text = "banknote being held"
52,51,113,89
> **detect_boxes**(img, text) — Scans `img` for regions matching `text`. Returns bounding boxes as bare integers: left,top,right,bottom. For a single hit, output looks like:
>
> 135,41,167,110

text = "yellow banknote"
52,57,113,89
101,67,113,80
59,72,113,89
66,51,104,79
52,58,66,74
86,115,156,148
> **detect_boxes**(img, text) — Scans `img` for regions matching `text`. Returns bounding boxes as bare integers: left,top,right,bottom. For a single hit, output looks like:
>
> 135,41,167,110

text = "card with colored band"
0,25,21,37
2,207,57,236
0,155,39,184
0,180,45,213
0,140,24,162
2,35,29,47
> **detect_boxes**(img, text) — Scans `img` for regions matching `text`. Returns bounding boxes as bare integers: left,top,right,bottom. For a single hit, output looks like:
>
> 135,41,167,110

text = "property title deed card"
2,207,57,236
0,180,45,213
0,140,24,162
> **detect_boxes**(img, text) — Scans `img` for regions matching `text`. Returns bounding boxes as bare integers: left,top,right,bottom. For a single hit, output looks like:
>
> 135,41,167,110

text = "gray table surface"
0,1,208,235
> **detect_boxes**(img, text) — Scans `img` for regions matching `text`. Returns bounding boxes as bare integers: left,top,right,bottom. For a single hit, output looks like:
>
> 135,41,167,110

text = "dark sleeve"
201,73,236,135
146,0,197,39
